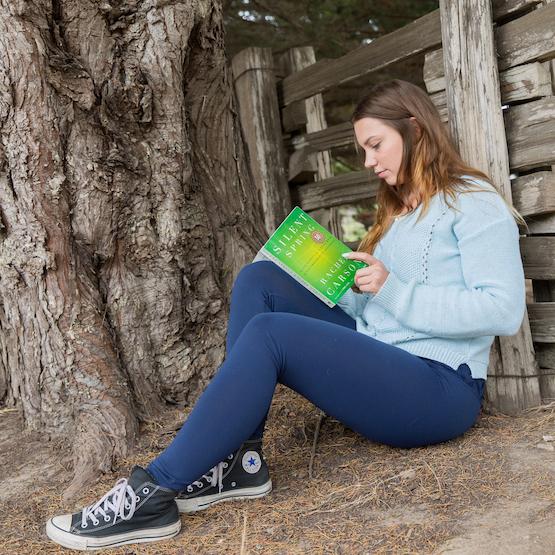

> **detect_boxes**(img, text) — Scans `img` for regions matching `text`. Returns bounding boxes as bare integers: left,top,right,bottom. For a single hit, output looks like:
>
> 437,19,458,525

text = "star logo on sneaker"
242,451,261,474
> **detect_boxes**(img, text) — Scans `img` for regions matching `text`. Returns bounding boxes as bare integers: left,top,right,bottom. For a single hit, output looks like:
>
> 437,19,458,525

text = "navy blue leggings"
147,261,485,491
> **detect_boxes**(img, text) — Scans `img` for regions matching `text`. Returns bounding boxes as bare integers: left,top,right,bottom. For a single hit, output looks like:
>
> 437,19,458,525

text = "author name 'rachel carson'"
318,258,359,296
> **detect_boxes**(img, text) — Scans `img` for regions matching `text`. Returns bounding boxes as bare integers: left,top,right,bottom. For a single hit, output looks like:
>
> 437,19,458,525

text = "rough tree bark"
0,0,265,500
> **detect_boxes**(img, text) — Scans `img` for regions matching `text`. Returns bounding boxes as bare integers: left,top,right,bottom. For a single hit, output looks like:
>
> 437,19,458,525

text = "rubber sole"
176,479,272,513
45,518,181,551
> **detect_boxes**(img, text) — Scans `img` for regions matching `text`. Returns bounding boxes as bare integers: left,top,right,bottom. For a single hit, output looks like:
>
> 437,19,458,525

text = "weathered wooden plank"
440,0,540,409
537,343,555,368
539,370,555,401
423,49,445,94
505,96,555,171
496,1,555,71
231,48,291,235
425,58,552,104
531,276,555,340
428,90,449,123
288,148,317,183
520,237,555,279
528,302,555,342
523,169,555,231
512,170,555,217
293,171,379,212
282,102,307,133
278,10,442,106
289,121,353,155
499,62,553,103
492,0,542,21
525,212,555,234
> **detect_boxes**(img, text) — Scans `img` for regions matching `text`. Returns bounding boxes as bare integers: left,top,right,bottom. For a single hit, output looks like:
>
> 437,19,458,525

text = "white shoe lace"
80,478,137,529
189,453,234,494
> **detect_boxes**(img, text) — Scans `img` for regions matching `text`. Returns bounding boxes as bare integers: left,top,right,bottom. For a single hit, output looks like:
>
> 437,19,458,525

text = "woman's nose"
364,153,376,169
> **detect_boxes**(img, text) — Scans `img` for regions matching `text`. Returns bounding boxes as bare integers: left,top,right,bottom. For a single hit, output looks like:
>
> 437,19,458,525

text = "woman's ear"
409,116,422,140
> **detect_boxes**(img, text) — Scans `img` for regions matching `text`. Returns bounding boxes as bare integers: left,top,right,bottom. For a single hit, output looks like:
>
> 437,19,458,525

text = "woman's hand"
342,252,390,294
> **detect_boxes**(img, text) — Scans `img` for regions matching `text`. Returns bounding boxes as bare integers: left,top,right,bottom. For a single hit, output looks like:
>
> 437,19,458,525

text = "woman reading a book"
47,79,526,551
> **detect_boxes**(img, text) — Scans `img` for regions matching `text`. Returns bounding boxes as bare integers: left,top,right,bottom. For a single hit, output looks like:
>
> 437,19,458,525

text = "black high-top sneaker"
175,439,272,513
46,466,181,551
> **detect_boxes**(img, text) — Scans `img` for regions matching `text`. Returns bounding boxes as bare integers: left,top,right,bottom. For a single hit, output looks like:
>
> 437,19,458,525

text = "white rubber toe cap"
49,514,72,532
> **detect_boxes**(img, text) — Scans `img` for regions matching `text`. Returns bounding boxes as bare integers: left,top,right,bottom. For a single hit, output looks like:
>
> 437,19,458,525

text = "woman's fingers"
342,251,380,265
355,266,381,282
345,252,389,294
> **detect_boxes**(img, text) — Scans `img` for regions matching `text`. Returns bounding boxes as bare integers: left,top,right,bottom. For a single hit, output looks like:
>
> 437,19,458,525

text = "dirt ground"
1,385,554,555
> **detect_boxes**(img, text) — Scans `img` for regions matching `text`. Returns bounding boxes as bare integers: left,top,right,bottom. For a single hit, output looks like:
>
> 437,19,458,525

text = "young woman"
46,79,526,551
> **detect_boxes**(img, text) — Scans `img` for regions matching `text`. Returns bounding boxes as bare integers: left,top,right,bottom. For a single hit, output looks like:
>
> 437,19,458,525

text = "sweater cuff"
372,270,405,315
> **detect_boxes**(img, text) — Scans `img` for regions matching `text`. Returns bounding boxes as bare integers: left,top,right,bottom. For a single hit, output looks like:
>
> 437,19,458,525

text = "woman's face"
353,117,404,186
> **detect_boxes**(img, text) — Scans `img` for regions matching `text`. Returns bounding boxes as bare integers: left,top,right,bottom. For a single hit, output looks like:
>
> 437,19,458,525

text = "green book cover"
253,206,367,307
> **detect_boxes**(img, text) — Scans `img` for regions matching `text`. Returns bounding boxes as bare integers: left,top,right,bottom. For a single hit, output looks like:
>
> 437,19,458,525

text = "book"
252,206,367,307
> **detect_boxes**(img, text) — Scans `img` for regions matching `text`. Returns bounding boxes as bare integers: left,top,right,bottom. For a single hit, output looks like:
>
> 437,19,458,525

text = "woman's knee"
243,312,278,334
236,313,288,349
231,313,284,363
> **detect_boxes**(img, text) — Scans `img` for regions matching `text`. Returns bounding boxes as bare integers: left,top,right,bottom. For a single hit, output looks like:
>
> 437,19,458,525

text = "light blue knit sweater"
337,177,526,380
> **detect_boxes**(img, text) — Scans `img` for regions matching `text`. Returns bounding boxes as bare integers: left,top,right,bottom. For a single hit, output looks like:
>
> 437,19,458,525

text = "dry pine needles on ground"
1,386,554,555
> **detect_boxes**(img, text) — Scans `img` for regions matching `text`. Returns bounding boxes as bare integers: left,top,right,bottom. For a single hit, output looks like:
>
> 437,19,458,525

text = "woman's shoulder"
456,174,497,194
447,175,512,221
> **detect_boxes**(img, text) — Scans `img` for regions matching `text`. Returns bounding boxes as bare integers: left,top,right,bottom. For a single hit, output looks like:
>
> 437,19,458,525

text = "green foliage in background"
223,0,438,59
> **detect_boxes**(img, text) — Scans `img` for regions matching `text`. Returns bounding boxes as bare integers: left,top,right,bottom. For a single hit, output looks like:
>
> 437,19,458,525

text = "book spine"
261,248,335,308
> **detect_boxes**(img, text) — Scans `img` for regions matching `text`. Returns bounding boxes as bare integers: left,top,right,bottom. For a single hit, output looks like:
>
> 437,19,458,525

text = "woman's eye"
373,142,381,150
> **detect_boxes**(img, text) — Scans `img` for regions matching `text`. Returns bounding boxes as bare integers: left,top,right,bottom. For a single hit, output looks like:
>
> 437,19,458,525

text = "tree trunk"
0,0,265,500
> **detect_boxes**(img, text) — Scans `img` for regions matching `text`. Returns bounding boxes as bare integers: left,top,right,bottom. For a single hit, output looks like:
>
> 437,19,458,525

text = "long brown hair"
352,79,525,255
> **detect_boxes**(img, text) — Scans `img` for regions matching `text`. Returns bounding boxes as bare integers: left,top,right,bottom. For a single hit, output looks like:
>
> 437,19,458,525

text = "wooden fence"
231,0,555,414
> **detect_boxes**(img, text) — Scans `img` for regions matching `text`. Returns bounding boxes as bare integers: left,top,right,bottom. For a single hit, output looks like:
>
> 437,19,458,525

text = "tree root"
62,403,138,504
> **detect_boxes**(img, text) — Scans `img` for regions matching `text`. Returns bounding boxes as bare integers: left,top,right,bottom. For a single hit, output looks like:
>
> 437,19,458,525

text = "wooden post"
231,48,292,235
439,0,542,412
277,47,342,238
279,48,333,181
